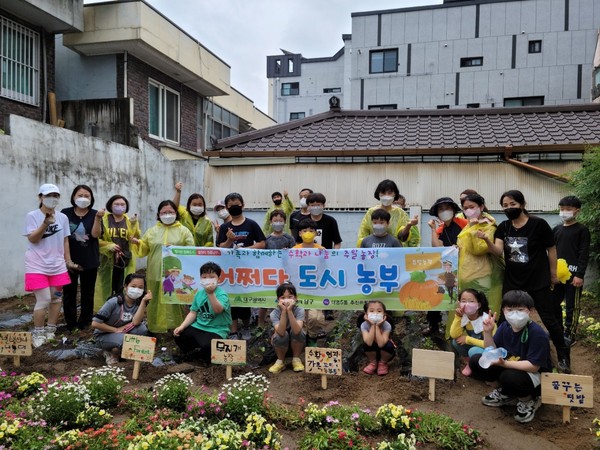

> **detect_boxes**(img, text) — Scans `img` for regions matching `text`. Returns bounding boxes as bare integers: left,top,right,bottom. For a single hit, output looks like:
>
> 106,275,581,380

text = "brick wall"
120,54,198,152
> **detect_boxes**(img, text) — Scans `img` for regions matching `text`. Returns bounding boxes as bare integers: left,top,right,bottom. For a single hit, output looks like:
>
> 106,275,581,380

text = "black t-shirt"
553,222,591,279
437,220,464,246
216,217,266,248
290,209,311,240
494,215,554,291
61,207,100,269
313,214,342,249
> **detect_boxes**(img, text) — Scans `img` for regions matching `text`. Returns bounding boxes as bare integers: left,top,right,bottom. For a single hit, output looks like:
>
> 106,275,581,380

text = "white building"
267,0,600,123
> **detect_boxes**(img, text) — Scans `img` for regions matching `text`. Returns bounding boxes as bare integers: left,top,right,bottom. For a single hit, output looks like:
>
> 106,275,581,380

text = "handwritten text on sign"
121,334,156,362
541,373,593,408
0,332,32,356
305,347,342,375
211,339,247,365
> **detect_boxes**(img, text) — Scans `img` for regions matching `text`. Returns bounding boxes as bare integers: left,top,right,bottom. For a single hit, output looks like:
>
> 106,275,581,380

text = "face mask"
464,207,480,219
505,310,530,331
273,199,282,206
112,205,126,215
271,221,285,232
190,206,205,216
368,313,384,323
559,211,575,223
372,224,387,236
42,197,60,209
380,196,394,207
301,231,316,244
126,287,144,300
217,209,230,220
309,206,323,216
75,197,91,209
228,204,243,217
462,302,480,316
438,210,454,222
299,198,307,208
504,207,522,220
160,214,176,225
200,278,217,288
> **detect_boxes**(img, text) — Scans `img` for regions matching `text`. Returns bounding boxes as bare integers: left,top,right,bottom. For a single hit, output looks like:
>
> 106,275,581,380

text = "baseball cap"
214,200,226,211
39,184,60,195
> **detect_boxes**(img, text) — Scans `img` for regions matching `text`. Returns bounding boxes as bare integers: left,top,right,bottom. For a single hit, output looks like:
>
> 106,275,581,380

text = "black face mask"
227,204,243,217
273,199,282,206
504,207,522,220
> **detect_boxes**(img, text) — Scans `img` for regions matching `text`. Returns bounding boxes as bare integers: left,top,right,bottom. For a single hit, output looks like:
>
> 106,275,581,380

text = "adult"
173,181,214,246
24,184,73,348
479,190,570,373
61,185,101,330
135,200,194,333
263,190,294,235
94,195,141,311
356,179,419,247
289,188,313,241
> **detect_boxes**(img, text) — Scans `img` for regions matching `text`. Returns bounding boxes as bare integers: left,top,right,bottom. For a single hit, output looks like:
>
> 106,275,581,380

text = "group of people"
24,180,589,424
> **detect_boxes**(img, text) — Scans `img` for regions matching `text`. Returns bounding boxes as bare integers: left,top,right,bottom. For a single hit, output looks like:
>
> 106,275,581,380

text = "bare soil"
1,294,599,449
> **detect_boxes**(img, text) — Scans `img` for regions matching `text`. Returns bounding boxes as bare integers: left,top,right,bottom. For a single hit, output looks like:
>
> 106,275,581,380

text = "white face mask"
438,210,454,222
372,224,387,236
190,206,205,216
217,209,230,220
380,196,394,207
368,312,384,323
74,197,91,209
505,310,530,331
126,287,144,300
160,214,176,225
309,206,323,216
42,197,60,209
271,221,285,232
299,198,307,208
559,211,575,222
200,278,217,288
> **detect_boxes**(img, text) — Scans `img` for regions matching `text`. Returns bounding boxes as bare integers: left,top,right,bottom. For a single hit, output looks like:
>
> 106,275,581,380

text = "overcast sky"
84,1,442,113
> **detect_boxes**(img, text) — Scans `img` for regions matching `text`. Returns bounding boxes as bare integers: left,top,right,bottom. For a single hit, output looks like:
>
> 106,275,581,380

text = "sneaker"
45,327,57,341
514,397,542,423
240,327,252,340
377,361,389,376
558,358,571,374
292,358,305,372
482,389,518,407
363,361,377,375
228,332,240,340
461,364,473,377
32,333,47,348
324,310,335,321
103,351,119,365
269,360,286,374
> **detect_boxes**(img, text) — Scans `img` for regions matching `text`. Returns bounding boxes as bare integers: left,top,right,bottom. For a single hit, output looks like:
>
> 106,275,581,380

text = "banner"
160,246,458,311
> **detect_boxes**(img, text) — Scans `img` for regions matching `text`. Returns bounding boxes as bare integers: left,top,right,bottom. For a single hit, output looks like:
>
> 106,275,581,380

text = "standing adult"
94,195,141,312
479,190,570,373
173,182,214,246
262,190,294,235
289,188,313,241
24,184,73,347
61,185,101,330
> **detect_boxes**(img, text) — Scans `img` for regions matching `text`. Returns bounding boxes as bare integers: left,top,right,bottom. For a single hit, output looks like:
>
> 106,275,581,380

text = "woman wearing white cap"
24,184,76,348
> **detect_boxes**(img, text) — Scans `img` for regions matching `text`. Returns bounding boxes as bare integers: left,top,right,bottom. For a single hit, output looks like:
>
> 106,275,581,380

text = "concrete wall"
0,114,205,299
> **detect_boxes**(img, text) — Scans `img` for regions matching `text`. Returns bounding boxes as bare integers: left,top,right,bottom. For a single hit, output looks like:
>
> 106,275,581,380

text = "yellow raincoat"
262,195,294,235
135,221,194,333
94,214,141,312
356,205,420,247
177,206,214,246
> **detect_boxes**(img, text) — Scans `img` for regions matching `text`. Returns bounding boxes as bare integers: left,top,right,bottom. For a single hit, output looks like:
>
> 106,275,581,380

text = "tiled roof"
207,104,600,158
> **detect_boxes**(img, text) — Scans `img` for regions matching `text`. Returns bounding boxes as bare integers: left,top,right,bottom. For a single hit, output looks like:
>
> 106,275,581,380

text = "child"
469,290,552,424
450,289,496,377
92,273,152,365
360,300,395,376
360,209,401,248
268,282,306,374
173,262,232,361
265,210,296,250
293,218,325,249
550,196,590,344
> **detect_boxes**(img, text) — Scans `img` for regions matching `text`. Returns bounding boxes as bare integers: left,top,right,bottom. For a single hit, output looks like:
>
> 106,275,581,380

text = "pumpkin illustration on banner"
399,271,444,310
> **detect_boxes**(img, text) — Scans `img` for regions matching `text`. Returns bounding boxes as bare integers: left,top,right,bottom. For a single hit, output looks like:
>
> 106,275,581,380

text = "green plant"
376,403,415,432
75,405,113,429
298,427,371,450
242,412,282,449
592,417,600,441
30,380,89,427
377,433,418,450
80,366,128,408
412,411,482,450
220,372,270,420
0,416,56,450
154,373,193,411
16,372,47,397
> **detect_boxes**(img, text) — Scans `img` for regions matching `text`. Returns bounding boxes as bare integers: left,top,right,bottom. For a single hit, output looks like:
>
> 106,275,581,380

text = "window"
466,103,480,108
148,80,180,143
460,57,483,67
323,87,342,93
369,49,398,74
368,104,397,110
503,96,544,107
528,40,542,53
281,82,299,96
206,100,239,139
1,16,40,105
289,112,305,120
437,105,450,109
288,59,294,73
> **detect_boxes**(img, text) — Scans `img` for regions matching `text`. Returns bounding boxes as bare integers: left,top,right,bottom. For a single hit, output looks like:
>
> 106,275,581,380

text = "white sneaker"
103,351,119,365
45,328,56,341
240,327,252,340
514,397,542,423
32,333,47,348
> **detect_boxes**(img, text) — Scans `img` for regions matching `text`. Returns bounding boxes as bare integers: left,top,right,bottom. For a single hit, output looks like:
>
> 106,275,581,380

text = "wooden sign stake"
305,347,342,390
13,355,21,368
321,374,327,390
132,361,141,380
411,349,455,402
562,406,570,424
121,334,156,380
0,332,32,367
211,339,247,381
429,378,436,401
226,365,233,380
541,373,593,423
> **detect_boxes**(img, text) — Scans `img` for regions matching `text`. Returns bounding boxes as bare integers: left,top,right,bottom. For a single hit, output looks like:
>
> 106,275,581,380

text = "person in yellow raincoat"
456,193,504,314
134,200,194,333
356,179,420,247
173,182,214,247
94,195,141,312
262,190,294,235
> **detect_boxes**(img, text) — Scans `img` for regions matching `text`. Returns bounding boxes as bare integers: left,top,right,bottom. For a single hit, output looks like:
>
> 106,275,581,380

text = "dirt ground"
1,294,599,450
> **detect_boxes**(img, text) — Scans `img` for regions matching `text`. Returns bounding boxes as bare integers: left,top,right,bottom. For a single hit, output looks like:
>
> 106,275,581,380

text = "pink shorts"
24,272,71,291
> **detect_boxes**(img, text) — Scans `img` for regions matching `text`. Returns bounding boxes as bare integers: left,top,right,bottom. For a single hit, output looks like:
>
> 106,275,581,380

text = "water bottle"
478,346,508,369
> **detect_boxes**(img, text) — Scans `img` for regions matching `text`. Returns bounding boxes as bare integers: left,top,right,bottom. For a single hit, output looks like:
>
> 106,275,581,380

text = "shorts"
25,272,71,291
231,307,251,321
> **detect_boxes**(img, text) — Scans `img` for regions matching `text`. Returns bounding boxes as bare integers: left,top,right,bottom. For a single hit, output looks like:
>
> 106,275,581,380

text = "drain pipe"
504,158,569,183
